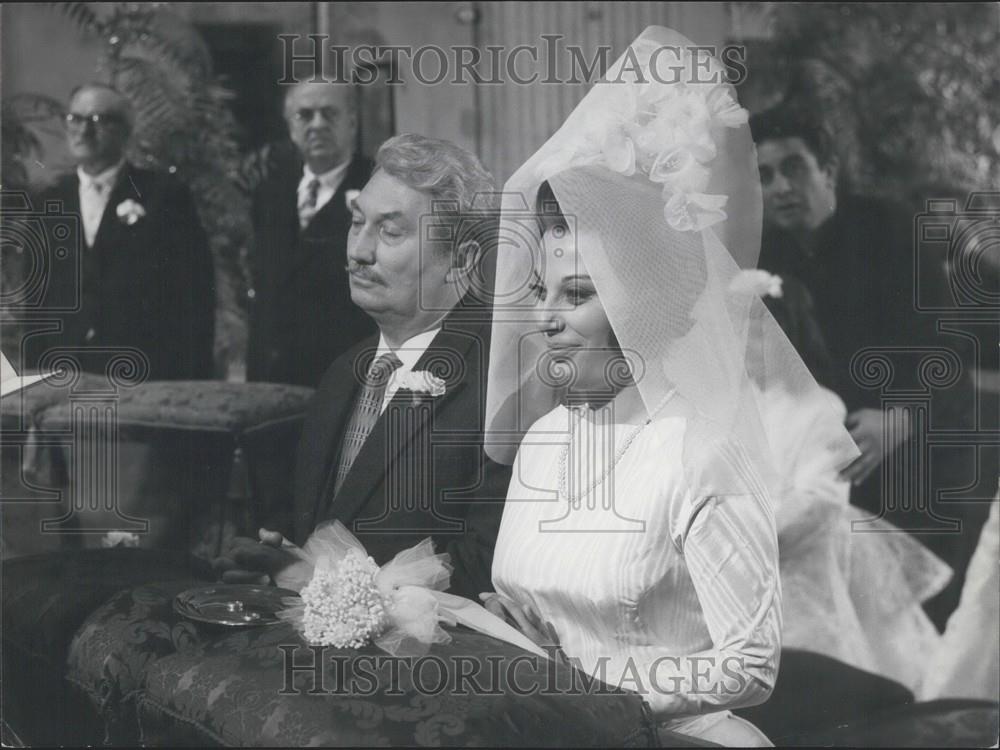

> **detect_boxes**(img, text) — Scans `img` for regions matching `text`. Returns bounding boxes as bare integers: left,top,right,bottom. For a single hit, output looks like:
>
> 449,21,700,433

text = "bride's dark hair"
535,180,565,224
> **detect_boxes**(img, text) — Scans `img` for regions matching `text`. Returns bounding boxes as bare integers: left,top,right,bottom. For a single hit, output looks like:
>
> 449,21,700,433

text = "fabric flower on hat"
664,191,729,232
728,269,784,300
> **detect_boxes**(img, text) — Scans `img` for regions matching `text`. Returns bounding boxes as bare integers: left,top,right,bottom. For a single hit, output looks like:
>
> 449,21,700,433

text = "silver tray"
173,584,299,627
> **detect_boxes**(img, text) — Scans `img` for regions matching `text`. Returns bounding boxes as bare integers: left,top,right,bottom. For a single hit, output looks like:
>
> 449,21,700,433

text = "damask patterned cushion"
68,581,660,747
36,381,315,438
1,549,211,746
4,382,315,557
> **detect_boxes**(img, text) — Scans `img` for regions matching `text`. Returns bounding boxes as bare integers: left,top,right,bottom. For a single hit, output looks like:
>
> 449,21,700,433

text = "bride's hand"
479,593,551,648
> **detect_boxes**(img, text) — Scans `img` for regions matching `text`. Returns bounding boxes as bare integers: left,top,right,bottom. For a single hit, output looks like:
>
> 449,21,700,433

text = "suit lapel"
324,320,477,527
270,162,305,286
303,344,375,532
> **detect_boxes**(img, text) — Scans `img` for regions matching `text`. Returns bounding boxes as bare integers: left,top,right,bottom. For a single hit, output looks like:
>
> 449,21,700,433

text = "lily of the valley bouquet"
277,521,544,658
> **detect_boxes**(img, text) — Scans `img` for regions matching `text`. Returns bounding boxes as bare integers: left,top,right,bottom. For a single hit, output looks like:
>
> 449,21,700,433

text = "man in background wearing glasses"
27,83,216,380
246,81,376,388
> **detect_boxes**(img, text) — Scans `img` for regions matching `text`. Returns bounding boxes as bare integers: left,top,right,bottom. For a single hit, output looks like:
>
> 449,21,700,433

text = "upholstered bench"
1,372,105,557
65,581,662,747
1,548,213,746
3,380,314,559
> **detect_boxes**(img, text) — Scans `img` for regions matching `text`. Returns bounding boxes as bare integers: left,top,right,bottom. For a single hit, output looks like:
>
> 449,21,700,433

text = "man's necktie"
299,178,321,229
332,352,403,497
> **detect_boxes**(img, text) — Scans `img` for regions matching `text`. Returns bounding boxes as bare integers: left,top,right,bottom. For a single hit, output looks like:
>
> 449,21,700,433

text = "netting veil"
484,26,859,497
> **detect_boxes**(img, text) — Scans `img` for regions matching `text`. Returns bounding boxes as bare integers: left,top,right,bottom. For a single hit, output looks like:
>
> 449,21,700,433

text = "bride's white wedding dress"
492,388,780,745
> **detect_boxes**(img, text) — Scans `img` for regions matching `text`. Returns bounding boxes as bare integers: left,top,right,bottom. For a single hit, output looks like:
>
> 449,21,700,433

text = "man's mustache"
345,263,384,284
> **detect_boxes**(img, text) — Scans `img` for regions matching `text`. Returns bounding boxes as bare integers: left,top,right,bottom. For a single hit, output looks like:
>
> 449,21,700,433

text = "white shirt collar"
374,327,442,372
301,158,350,189
372,327,442,413
77,160,125,191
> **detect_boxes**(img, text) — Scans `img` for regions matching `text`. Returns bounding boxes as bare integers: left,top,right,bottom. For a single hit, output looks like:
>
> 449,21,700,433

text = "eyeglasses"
290,107,342,125
64,112,124,130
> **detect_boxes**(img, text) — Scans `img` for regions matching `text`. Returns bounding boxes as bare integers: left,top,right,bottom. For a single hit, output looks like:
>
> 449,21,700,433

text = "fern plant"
3,2,252,377
750,2,1000,202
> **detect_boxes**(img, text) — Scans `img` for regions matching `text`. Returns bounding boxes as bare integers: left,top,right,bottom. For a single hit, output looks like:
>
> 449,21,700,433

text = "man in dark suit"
26,83,215,380
246,81,376,387
217,134,509,598
750,106,981,624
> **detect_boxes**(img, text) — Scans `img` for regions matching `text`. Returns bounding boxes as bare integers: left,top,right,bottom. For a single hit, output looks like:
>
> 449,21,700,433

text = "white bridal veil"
484,26,859,497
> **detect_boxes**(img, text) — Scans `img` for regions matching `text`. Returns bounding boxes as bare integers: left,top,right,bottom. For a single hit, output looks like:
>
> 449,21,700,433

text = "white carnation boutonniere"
101,531,141,548
729,269,784,299
116,199,146,226
394,370,447,398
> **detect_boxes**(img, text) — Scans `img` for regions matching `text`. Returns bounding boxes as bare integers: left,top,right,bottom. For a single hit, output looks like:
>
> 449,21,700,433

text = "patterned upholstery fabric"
0,372,106,431
2,381,314,558
68,581,659,747
1,549,212,746
35,381,315,436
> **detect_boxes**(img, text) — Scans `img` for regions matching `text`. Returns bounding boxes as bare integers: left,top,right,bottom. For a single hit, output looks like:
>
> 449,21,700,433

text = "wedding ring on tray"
173,584,299,627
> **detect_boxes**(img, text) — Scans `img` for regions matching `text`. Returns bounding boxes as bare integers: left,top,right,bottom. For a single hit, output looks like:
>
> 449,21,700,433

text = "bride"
479,27,857,746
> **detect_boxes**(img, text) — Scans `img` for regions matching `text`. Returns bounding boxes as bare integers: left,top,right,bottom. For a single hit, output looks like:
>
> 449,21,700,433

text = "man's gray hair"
375,134,498,260
375,133,497,214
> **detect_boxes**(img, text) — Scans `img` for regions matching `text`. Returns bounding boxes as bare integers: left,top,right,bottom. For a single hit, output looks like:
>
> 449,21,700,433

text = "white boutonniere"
395,370,447,397
345,189,360,210
116,199,146,225
101,531,140,548
729,269,783,299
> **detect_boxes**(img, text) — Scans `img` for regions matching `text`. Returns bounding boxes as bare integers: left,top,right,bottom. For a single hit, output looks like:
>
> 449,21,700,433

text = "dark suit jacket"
247,147,377,388
28,164,215,380
758,194,967,416
278,305,510,599
758,193,976,539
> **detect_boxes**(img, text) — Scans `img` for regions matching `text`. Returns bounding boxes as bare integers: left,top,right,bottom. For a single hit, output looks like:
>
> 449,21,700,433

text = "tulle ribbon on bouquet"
276,520,546,658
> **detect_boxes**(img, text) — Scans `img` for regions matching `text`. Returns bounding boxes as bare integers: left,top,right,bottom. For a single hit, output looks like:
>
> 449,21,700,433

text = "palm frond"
50,1,103,36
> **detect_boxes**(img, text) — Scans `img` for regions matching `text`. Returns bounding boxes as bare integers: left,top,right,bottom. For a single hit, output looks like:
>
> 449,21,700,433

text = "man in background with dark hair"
750,105,978,625
28,83,216,379
246,81,376,387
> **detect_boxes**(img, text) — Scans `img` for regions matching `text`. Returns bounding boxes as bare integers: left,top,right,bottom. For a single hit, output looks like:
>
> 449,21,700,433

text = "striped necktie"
299,177,321,229
332,351,403,497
